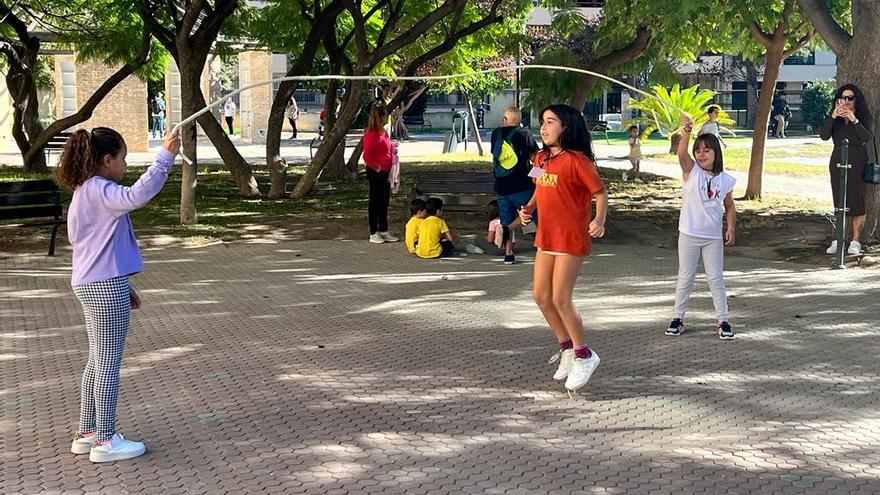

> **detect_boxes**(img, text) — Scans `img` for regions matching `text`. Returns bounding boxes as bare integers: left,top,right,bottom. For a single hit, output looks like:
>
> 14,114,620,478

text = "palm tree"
625,84,736,153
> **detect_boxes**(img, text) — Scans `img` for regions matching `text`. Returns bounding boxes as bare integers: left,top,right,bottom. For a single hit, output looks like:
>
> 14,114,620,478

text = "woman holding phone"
820,84,873,256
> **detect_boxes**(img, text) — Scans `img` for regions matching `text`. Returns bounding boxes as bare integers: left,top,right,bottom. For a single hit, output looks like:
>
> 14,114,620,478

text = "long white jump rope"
169,64,690,165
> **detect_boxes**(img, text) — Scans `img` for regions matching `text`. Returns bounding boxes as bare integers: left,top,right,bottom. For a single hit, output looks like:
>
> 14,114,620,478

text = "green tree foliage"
625,84,735,152
801,80,835,131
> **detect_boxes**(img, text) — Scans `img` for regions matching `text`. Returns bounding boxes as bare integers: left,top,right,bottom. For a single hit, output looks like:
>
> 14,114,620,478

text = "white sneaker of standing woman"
369,233,385,244
88,433,146,463
825,240,838,255
848,241,862,255
378,231,399,242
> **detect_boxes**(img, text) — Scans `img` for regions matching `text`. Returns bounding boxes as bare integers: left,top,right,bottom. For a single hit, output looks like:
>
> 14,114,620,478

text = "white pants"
674,233,729,322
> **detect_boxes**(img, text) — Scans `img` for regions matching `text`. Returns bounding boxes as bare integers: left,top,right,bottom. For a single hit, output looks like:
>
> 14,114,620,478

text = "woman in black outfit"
820,84,873,256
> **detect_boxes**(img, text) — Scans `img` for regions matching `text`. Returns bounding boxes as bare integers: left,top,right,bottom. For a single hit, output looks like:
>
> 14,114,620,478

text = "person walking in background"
224,97,236,135
285,95,299,140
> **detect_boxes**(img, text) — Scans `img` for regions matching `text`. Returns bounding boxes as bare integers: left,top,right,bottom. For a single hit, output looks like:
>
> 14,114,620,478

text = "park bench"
44,131,75,163
403,114,433,134
587,120,610,144
409,171,495,212
0,180,65,256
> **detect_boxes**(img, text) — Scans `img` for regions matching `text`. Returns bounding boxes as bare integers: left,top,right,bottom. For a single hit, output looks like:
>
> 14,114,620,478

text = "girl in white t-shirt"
667,114,737,340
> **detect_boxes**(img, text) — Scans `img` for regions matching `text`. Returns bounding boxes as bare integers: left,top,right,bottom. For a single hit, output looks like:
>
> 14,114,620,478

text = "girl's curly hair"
53,128,125,190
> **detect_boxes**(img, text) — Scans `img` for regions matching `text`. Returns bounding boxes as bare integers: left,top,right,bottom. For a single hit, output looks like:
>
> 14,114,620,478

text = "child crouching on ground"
415,197,459,258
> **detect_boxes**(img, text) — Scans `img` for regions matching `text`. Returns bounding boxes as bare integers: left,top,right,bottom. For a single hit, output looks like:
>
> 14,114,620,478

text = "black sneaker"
503,254,515,265
718,321,736,340
665,318,684,336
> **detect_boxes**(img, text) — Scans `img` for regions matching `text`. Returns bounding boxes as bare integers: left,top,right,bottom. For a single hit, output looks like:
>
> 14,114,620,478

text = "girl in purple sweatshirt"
54,127,179,462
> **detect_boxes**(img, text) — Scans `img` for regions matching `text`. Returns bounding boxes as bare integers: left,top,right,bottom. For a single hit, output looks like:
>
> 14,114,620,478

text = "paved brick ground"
2,240,879,494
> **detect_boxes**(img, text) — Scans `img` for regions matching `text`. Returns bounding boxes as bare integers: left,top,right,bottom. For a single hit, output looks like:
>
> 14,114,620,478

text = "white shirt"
698,121,721,138
678,165,736,239
224,101,236,117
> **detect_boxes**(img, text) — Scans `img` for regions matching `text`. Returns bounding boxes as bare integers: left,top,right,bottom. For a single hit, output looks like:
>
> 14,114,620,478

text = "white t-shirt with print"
224,101,236,117
678,165,736,239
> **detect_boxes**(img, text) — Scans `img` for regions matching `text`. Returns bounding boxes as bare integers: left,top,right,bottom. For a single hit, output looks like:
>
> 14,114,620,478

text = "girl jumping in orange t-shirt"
519,104,608,394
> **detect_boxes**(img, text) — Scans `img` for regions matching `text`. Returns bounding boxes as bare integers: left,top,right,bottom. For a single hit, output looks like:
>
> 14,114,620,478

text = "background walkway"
2,240,879,494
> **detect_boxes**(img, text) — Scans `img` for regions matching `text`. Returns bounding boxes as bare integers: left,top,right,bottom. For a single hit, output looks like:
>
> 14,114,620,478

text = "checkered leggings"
72,276,131,441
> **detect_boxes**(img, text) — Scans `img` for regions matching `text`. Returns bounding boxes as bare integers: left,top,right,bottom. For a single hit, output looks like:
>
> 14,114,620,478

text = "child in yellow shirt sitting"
416,197,458,258
404,199,427,254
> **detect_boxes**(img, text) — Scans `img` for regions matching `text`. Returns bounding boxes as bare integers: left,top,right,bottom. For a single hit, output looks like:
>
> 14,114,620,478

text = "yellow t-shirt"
405,216,424,253
415,216,449,259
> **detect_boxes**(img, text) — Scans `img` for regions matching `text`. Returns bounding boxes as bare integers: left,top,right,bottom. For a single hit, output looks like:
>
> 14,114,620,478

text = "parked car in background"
600,113,623,132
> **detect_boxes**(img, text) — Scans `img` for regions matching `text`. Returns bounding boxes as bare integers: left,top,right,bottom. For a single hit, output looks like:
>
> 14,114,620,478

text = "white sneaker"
378,231,399,242
70,432,95,454
88,433,146,463
621,170,628,182
369,233,385,244
550,348,574,381
564,352,600,391
634,177,645,184
848,241,862,256
825,240,838,255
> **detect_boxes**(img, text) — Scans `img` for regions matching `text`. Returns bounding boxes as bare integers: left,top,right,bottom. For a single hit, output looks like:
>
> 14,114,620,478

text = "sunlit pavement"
2,239,879,494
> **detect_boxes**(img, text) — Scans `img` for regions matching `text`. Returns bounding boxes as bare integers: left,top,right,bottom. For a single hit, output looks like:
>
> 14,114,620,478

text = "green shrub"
802,80,835,132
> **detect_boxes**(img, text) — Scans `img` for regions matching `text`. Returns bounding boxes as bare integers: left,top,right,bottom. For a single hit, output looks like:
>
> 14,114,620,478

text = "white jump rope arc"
169,64,691,164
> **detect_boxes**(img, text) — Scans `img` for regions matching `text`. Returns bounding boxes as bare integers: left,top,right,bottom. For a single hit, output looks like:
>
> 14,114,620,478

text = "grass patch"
644,144,831,177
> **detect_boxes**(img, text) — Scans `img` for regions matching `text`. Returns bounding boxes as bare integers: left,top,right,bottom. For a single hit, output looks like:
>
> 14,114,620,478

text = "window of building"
783,51,815,65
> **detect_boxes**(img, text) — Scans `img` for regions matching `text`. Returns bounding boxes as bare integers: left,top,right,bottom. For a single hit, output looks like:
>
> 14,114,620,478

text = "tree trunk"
569,76,599,113
464,92,484,156
5,43,48,173
194,87,261,198
291,80,368,198
346,138,364,177
266,80,296,199
745,62,760,127
836,22,880,242
178,61,200,225
743,44,785,200
319,76,350,182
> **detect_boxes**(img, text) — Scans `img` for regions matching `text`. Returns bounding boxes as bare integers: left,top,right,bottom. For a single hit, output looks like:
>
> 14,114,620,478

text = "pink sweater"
363,129,393,172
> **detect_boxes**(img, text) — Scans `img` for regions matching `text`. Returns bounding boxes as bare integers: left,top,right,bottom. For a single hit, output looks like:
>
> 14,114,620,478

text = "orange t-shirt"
533,150,605,256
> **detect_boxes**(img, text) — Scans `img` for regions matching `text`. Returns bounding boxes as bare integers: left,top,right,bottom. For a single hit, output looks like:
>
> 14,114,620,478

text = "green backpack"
493,127,520,177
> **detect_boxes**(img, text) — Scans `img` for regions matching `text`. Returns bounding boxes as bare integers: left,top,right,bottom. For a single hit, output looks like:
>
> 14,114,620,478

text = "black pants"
439,239,455,257
225,116,234,135
366,167,390,234
288,118,297,139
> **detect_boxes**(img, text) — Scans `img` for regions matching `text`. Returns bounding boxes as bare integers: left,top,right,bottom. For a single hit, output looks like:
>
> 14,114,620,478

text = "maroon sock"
559,339,573,350
574,346,592,359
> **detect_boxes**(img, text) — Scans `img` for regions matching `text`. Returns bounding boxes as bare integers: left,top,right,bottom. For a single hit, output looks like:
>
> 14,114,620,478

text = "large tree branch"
796,0,851,54
180,0,208,37
783,27,816,58
588,25,653,72
0,1,34,43
137,1,178,54
193,0,238,51
748,21,773,47
341,0,370,65
371,0,468,64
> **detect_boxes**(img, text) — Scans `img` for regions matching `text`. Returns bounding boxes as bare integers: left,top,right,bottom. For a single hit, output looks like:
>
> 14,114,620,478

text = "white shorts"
537,248,570,256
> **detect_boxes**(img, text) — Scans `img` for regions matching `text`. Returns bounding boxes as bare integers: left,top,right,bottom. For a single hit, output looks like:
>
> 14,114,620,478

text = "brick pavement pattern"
2,240,879,494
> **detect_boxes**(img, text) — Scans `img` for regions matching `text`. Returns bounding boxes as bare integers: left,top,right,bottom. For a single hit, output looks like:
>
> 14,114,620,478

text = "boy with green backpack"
490,106,539,264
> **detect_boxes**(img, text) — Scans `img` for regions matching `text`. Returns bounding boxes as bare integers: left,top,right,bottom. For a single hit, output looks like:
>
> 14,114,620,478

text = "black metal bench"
586,120,610,144
403,114,433,134
409,171,495,212
44,131,74,163
0,180,64,255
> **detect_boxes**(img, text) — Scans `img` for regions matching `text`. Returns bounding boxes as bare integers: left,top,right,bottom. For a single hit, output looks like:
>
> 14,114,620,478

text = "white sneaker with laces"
848,241,862,256
621,170,628,182
70,432,95,454
89,433,146,463
564,352,600,391
825,240,838,255
378,231,399,242
550,348,574,381
369,233,385,244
